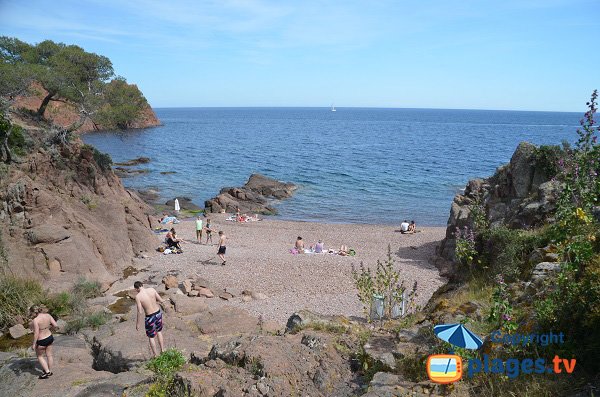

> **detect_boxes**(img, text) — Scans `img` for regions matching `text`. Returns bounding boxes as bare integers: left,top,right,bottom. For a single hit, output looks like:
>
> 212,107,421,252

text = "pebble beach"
142,214,448,324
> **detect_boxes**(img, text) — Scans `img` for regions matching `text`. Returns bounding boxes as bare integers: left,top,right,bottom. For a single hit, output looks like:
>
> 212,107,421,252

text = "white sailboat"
331,104,336,112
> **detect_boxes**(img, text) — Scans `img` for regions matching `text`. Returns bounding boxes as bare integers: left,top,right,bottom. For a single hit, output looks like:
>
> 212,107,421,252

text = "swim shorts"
218,246,226,255
145,310,163,338
36,335,54,347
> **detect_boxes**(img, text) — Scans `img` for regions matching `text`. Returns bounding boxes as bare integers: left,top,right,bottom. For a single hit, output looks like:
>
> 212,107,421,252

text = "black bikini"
36,334,54,347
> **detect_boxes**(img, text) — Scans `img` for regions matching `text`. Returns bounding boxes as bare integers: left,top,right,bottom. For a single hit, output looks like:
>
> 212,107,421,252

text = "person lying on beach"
295,237,305,253
400,220,410,234
165,228,182,249
160,215,180,225
339,245,349,256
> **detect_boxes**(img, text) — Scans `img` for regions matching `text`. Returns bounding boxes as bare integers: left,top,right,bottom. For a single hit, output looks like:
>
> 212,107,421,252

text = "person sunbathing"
339,245,349,256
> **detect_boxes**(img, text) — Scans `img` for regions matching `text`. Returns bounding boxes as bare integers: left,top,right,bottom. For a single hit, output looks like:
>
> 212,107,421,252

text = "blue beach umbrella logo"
433,323,483,350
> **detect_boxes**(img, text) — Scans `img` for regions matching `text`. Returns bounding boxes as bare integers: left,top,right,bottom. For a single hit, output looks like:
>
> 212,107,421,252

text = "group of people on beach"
293,236,354,256
161,216,227,265
400,219,417,234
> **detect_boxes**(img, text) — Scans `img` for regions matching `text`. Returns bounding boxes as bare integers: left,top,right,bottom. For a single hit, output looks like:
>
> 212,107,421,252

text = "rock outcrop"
437,142,561,263
1,122,157,290
204,174,297,215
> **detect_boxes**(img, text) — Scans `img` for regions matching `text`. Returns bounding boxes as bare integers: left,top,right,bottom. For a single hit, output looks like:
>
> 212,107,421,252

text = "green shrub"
0,276,44,329
146,349,187,397
65,311,110,334
480,227,548,281
72,278,102,299
534,143,567,179
92,148,112,172
44,291,74,318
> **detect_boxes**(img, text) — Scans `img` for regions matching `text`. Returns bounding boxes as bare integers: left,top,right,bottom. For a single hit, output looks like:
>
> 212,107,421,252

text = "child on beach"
205,219,213,244
217,231,227,265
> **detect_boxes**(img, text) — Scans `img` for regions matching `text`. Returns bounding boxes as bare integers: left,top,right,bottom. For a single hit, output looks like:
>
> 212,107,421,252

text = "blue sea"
82,108,580,225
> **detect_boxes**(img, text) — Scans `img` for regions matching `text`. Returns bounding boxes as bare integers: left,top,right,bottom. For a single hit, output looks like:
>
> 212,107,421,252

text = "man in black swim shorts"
134,281,166,357
217,230,227,265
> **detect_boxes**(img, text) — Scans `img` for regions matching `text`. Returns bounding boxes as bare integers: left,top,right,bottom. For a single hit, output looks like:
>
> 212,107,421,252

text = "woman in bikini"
30,305,57,379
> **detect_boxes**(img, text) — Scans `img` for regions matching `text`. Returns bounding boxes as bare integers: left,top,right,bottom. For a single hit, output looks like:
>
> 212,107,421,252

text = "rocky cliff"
0,116,158,290
12,82,161,133
437,142,562,264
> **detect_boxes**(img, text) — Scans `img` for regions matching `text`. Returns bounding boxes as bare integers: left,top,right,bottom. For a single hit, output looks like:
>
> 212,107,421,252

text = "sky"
0,0,599,111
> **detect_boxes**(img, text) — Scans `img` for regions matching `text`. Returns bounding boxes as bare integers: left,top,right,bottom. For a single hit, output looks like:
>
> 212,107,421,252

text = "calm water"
82,108,580,225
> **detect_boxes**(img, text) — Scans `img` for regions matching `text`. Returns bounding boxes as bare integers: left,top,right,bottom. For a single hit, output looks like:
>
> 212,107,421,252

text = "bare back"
219,234,227,247
33,313,56,340
136,287,162,315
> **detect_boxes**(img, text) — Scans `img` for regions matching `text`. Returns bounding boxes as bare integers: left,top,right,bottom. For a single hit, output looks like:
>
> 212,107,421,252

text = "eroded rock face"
180,332,359,397
204,174,297,215
0,139,157,290
437,142,561,264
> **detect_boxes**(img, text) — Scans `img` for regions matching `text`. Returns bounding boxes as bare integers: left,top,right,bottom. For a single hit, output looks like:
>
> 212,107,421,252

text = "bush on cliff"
0,36,151,131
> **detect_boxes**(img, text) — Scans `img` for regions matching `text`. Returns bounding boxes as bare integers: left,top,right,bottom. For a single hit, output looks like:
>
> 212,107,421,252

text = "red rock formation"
1,116,158,290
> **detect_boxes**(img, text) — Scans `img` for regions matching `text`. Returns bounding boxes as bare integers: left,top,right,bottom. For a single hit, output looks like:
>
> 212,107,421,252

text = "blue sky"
1,0,599,111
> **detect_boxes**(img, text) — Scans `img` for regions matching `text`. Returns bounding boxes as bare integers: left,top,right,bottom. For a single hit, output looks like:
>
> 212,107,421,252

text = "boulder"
8,324,30,339
170,294,208,315
285,310,349,333
364,335,397,370
181,279,193,295
165,197,202,211
162,275,178,289
532,262,562,283
195,287,214,298
218,291,234,300
188,290,199,297
54,319,68,334
204,174,296,215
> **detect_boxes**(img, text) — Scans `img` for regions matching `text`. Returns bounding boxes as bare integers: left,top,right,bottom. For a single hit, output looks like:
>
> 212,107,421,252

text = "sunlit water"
83,107,580,225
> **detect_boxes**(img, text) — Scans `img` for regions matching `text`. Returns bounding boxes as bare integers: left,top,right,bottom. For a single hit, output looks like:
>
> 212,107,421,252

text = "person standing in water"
134,281,166,357
31,305,57,379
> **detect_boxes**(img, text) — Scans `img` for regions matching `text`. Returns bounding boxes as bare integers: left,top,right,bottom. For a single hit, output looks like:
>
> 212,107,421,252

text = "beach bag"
348,249,356,256
157,246,165,252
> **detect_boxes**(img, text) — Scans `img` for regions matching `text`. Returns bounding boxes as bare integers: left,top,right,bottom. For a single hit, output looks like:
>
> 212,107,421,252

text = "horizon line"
149,105,582,114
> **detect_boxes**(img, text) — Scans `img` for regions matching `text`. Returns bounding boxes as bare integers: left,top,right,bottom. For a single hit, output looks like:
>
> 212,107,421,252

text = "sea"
82,107,581,226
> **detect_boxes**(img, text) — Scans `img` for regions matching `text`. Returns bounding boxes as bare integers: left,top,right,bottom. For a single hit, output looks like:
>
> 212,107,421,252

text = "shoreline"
120,213,448,324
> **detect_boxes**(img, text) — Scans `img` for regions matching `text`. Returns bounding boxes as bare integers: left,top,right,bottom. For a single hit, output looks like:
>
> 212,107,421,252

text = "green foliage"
480,226,548,281
43,291,74,318
146,349,187,397
64,311,110,334
72,278,102,299
92,147,112,171
351,245,418,322
534,143,567,179
1,36,150,131
0,276,44,329
488,275,517,334
94,78,148,130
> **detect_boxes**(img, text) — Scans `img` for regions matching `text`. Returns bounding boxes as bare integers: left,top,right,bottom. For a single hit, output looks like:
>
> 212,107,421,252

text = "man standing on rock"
134,281,166,357
217,230,227,266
